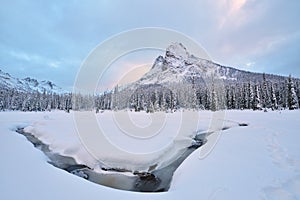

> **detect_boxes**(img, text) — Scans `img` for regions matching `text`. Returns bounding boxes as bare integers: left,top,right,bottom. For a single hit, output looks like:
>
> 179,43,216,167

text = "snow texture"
0,110,300,199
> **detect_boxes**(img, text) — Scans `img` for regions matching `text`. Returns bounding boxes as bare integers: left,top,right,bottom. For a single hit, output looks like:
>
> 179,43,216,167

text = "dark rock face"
134,172,162,192
165,42,189,61
239,123,249,127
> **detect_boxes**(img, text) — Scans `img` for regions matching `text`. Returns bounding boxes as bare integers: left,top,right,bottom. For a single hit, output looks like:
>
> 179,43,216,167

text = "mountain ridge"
133,42,294,87
0,69,65,94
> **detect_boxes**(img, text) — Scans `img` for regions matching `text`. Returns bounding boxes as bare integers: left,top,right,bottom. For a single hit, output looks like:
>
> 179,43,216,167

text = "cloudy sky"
1,0,300,90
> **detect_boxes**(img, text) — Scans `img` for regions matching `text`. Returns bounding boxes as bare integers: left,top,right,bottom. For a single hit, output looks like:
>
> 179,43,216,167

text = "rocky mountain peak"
23,77,39,87
41,80,55,89
0,69,12,79
165,42,189,61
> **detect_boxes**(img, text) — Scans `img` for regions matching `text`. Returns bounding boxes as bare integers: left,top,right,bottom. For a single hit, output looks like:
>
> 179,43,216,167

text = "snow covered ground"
0,110,300,199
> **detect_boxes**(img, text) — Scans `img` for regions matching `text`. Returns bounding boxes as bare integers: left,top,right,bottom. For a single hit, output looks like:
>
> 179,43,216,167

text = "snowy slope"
134,43,290,86
1,110,299,199
0,69,64,93
171,110,300,200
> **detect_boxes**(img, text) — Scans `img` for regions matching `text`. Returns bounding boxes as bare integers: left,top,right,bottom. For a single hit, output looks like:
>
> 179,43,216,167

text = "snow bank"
19,110,222,171
171,110,300,200
1,110,299,199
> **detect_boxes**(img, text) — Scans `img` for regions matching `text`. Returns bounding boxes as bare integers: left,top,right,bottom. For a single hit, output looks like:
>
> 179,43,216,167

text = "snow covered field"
0,110,300,199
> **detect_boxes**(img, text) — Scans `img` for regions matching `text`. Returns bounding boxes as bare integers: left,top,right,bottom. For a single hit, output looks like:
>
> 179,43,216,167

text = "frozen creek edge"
16,127,207,193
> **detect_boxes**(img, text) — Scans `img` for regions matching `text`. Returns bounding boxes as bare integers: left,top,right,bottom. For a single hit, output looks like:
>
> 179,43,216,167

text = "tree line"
0,75,299,112
97,74,299,112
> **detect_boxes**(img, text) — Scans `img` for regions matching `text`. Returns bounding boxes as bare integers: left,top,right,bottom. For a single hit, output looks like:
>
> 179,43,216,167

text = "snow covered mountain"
1,43,299,112
0,69,64,94
136,42,288,86
102,42,299,111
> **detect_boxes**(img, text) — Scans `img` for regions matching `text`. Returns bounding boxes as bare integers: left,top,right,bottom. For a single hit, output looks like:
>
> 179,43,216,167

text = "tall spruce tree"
253,83,262,110
270,83,278,110
287,75,299,110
